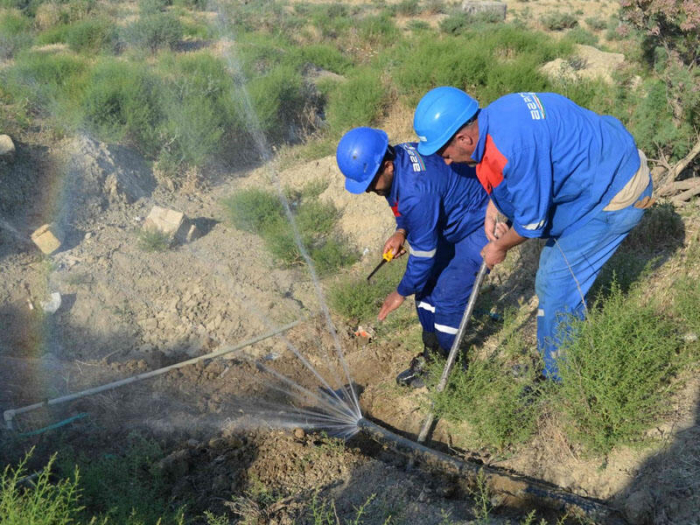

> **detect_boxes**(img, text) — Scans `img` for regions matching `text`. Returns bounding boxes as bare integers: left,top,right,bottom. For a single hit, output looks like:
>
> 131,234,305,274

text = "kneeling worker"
336,127,504,388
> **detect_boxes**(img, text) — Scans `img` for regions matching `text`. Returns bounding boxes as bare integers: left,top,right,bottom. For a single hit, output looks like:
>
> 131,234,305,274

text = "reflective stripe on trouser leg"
416,227,488,353
535,179,651,380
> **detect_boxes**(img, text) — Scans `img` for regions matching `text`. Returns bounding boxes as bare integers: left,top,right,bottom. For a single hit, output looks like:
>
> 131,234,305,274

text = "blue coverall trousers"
415,227,489,353
535,180,653,379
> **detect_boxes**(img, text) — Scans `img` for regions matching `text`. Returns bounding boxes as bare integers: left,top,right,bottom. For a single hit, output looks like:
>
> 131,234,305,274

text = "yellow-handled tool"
366,248,398,282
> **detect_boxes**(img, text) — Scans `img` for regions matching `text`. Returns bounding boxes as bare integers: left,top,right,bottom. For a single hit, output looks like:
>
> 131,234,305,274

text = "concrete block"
461,1,506,21
143,205,185,237
0,135,15,162
31,223,63,254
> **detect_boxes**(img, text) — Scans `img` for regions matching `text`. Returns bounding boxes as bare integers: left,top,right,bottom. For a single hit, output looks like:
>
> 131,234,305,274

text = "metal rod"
417,259,489,443
358,418,623,523
3,320,300,430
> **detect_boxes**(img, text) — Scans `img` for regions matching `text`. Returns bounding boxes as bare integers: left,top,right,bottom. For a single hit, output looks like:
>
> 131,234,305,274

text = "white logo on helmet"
417,135,427,142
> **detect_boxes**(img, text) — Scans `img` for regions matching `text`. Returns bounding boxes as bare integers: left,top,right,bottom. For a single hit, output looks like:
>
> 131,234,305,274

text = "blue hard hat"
336,127,389,194
413,86,479,156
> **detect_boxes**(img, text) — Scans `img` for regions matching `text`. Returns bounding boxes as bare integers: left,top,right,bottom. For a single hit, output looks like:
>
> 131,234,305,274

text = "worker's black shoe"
396,355,428,389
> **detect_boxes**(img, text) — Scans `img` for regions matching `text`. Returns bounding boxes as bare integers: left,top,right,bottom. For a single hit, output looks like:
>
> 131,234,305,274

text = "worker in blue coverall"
336,127,506,388
413,87,655,381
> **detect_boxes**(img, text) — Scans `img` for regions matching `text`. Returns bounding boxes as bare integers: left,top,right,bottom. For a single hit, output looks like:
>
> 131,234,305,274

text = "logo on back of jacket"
519,92,546,120
401,144,426,172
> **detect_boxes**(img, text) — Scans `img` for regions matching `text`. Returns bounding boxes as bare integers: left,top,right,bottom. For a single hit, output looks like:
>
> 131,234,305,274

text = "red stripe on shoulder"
391,202,401,217
475,134,506,195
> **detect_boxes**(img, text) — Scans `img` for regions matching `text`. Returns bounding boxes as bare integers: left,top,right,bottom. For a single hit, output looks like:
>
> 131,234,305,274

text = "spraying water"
1,3,364,438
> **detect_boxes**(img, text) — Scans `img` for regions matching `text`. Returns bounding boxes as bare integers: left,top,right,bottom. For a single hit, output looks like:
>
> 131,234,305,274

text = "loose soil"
1,2,699,524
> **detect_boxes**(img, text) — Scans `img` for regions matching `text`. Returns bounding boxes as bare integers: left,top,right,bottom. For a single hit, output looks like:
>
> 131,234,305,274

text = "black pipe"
357,418,626,524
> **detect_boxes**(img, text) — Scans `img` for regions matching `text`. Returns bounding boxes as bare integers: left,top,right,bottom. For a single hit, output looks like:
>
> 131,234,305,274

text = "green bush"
156,55,235,169
223,185,357,275
407,20,431,32
296,44,353,75
432,357,540,451
393,28,564,105
64,17,117,53
139,0,169,15
3,50,87,112
247,65,306,142
585,16,606,31
0,10,33,58
57,432,184,523
554,283,685,454
137,228,171,251
126,12,183,53
357,13,399,48
394,0,420,16
540,12,578,31
563,27,598,46
222,188,285,233
326,68,386,135
0,453,83,525
81,60,162,155
328,259,406,322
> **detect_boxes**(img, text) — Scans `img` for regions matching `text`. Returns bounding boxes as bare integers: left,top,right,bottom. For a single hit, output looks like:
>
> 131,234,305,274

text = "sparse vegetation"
137,228,172,251
222,184,358,275
2,0,700,523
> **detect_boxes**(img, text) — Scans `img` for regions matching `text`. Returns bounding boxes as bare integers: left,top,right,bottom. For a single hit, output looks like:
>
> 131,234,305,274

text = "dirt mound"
57,136,157,228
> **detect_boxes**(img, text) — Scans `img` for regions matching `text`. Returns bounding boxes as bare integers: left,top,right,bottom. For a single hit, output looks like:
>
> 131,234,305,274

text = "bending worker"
413,87,654,380
336,127,504,388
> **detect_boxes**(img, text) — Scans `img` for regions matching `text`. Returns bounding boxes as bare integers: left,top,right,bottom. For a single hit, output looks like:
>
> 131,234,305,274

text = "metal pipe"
417,259,489,443
3,320,300,430
358,418,624,523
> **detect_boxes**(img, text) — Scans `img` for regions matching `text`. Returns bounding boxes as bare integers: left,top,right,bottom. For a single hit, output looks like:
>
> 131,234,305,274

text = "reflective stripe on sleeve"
521,220,545,231
537,308,544,317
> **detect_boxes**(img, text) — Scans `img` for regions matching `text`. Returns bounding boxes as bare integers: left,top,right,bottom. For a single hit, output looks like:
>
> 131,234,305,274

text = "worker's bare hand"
383,231,407,259
378,291,405,321
494,222,509,239
481,241,507,269
484,200,500,242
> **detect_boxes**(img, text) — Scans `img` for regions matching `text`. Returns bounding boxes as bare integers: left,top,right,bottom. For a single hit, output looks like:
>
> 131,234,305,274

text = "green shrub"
223,185,357,275
439,13,471,35
432,357,540,450
326,68,386,135
328,259,406,322
57,432,184,523
357,13,399,48
81,60,162,155
247,65,306,142
34,23,70,46
0,10,32,58
395,0,420,16
0,453,83,525
554,283,685,454
393,28,563,105
563,27,598,46
296,44,353,75
64,17,117,53
137,228,171,251
3,50,87,112
222,188,285,233
585,16,606,31
407,20,431,32
540,12,578,31
126,12,183,53
629,79,695,160
139,0,169,14
672,276,700,335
